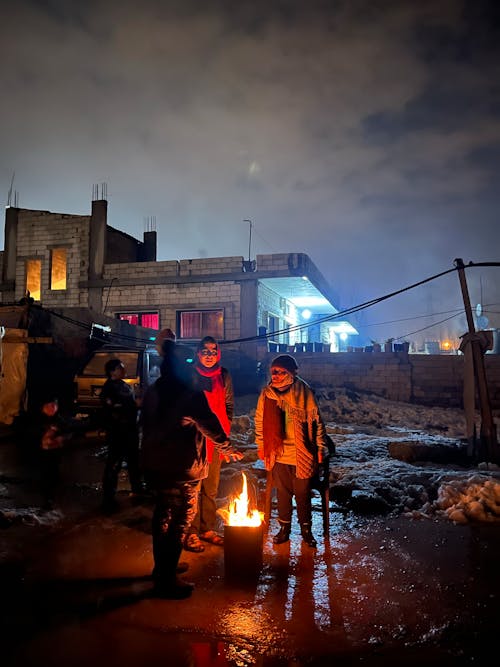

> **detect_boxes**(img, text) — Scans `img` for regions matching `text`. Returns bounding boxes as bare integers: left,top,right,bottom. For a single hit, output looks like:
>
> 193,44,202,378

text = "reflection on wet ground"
1,432,498,666
3,500,498,667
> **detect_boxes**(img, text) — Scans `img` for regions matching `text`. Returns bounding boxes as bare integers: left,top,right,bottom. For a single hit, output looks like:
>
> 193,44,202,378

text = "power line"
29,260,500,348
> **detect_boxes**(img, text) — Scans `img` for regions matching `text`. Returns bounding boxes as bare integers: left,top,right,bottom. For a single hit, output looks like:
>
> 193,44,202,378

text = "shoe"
273,523,291,545
153,576,194,600
152,562,189,578
199,530,224,546
184,534,205,552
300,524,317,548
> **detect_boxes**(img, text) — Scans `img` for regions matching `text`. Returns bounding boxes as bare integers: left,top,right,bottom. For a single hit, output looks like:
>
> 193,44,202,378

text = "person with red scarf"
184,336,234,552
255,354,329,548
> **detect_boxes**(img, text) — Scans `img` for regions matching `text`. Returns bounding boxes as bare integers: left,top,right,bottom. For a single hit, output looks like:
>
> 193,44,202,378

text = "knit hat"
270,354,298,374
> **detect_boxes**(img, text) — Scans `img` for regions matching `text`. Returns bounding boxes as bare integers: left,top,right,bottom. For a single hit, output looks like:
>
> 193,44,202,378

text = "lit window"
178,310,224,340
26,259,42,301
50,248,67,290
117,312,160,330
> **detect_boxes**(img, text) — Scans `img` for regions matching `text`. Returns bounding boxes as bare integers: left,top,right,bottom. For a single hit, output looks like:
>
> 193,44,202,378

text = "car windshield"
81,351,140,377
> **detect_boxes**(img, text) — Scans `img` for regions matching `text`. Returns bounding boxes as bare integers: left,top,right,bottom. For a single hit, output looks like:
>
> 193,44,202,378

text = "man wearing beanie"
255,354,329,548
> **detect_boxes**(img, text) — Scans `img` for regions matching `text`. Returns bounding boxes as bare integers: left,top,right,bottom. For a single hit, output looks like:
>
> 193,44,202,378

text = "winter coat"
192,365,234,462
140,373,235,486
99,378,138,430
254,376,329,478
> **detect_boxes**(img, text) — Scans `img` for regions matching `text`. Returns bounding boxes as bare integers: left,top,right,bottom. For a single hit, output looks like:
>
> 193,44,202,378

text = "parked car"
73,343,197,417
73,345,162,417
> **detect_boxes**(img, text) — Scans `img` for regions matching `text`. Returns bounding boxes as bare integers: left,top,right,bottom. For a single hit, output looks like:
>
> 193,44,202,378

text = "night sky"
1,0,499,346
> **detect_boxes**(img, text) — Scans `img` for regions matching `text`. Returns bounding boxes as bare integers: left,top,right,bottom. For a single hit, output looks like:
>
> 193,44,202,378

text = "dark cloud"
1,0,499,345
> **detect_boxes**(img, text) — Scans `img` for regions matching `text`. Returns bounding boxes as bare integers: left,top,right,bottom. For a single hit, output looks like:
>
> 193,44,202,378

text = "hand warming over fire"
222,449,244,463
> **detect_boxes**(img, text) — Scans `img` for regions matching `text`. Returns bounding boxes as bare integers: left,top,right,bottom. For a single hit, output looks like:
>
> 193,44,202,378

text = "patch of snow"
237,387,500,525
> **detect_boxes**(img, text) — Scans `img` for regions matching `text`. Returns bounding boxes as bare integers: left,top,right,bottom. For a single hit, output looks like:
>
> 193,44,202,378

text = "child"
37,396,68,510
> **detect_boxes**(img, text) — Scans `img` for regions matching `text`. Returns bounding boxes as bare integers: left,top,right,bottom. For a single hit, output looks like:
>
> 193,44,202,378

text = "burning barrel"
224,524,264,581
221,472,264,582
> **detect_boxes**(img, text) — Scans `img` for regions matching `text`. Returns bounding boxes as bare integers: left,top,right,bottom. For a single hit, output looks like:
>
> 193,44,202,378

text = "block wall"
15,210,90,308
102,262,242,342
179,257,244,276
258,350,500,408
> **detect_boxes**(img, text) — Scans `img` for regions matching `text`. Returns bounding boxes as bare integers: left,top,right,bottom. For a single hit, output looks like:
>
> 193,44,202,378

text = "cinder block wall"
258,350,500,408
102,263,242,342
16,210,90,307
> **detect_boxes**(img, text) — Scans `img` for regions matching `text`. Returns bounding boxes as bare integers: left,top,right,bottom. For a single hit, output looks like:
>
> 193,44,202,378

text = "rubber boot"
300,523,317,548
273,520,291,544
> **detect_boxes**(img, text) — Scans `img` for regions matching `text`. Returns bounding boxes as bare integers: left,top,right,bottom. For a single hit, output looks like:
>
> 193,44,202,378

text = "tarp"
0,327,28,424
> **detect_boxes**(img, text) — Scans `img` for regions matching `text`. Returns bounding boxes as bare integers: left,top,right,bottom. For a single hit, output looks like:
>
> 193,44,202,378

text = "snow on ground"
233,387,500,525
1,387,500,534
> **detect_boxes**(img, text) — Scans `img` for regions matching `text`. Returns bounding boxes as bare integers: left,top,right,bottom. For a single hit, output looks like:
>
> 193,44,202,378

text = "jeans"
150,481,200,583
188,455,221,535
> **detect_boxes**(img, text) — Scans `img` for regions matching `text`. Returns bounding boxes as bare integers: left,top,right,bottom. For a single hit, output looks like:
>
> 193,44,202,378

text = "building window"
50,248,67,290
117,312,160,330
26,259,42,301
178,309,224,340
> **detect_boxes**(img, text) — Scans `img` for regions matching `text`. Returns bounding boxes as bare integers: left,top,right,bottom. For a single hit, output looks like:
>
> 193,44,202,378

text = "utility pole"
455,258,499,463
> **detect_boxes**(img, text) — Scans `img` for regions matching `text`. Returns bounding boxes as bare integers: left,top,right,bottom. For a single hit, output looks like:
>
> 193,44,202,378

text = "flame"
226,472,263,527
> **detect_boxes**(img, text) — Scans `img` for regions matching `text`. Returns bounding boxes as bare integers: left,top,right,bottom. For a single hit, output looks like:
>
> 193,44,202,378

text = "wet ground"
1,428,499,667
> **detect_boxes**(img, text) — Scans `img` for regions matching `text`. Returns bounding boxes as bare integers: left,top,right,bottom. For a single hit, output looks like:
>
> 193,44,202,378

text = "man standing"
100,358,142,512
140,340,242,599
184,336,234,552
255,354,329,548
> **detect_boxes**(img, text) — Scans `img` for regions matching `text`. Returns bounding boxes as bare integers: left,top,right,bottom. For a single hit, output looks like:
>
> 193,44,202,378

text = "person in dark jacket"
184,336,234,552
140,340,243,599
100,358,142,512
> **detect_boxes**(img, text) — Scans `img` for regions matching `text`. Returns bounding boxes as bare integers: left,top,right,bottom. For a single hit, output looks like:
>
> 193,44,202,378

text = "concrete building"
0,194,358,363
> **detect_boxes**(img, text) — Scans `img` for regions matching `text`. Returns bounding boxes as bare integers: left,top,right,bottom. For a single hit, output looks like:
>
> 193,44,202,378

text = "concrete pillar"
239,280,258,359
2,207,19,285
88,199,107,312
140,230,157,262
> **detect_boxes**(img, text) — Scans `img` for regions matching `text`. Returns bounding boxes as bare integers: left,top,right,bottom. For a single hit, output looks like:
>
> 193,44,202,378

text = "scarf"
262,395,285,464
196,364,231,462
261,377,324,477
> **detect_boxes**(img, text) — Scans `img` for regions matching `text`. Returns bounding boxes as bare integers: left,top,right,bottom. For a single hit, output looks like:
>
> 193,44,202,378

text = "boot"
300,523,317,548
273,520,291,544
153,575,194,600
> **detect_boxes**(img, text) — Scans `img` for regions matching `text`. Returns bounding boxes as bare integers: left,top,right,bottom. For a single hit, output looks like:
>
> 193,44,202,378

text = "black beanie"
271,354,298,373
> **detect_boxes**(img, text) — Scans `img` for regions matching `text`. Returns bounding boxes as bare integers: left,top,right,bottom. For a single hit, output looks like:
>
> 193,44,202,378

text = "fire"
225,472,263,527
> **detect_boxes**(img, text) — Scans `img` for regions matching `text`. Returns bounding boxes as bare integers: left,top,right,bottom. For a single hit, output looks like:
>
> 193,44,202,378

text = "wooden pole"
455,258,499,463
